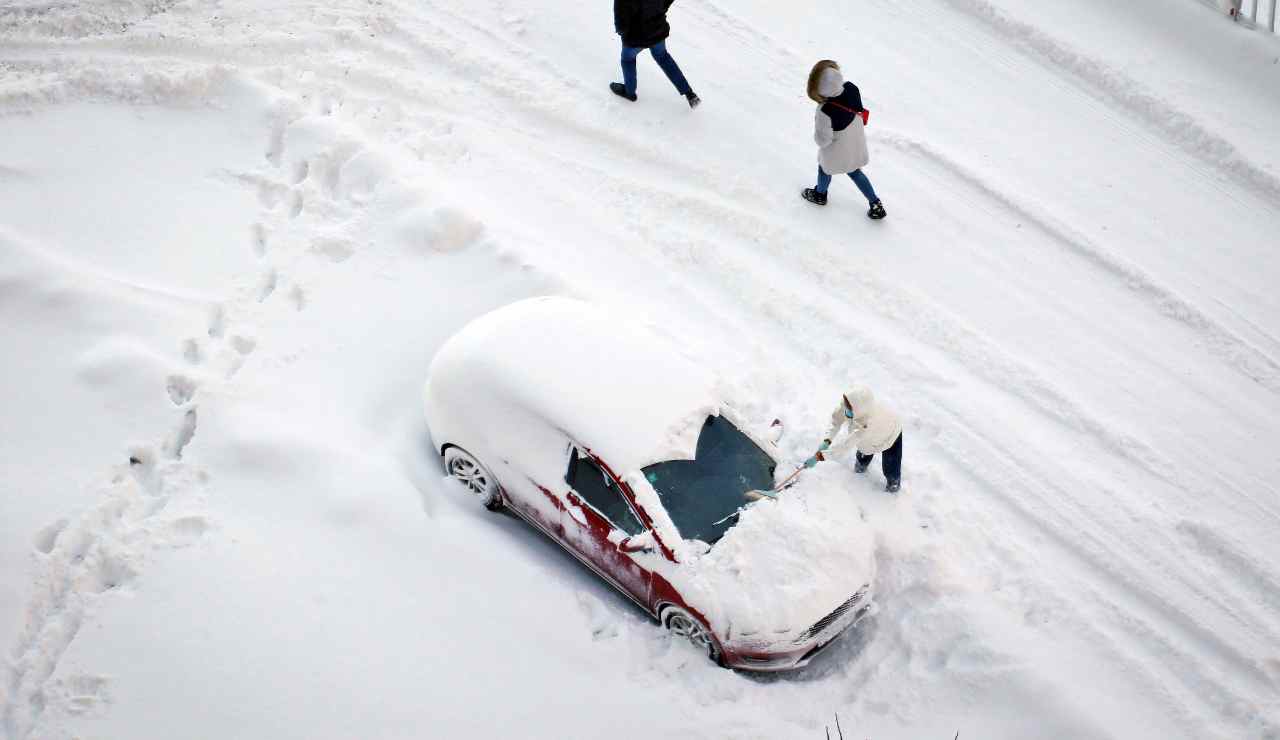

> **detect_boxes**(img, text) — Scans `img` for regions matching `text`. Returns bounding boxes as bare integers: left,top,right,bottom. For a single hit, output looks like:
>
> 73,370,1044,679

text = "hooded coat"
813,67,870,175
824,386,902,456
615,0,674,49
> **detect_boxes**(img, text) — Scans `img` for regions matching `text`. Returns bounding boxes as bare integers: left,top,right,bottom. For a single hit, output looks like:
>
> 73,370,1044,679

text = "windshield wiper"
712,507,744,527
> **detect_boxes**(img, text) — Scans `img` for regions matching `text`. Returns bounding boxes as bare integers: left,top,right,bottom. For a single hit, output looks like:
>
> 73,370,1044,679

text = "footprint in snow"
287,190,304,219
230,335,257,355
182,338,202,365
399,205,485,254
310,237,356,263
265,116,287,168
251,222,268,257
257,269,278,302
164,408,198,460
87,549,137,593
34,518,69,555
289,285,307,311
165,374,197,406
164,516,210,547
50,674,112,718
258,179,286,210
207,305,226,339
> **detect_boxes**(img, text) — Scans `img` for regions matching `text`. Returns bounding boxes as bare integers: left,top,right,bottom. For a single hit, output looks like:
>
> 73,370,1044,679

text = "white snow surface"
2,0,1280,739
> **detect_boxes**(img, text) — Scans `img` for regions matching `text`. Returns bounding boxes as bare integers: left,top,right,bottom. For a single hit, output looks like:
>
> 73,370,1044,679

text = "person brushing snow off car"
611,0,701,108
802,60,886,220
805,385,903,493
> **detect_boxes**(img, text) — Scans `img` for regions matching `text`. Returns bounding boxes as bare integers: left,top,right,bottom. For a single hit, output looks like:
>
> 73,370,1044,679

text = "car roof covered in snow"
427,296,721,476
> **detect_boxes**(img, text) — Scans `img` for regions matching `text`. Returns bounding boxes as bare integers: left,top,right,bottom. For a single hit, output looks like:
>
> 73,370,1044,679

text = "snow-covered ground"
2,0,1279,738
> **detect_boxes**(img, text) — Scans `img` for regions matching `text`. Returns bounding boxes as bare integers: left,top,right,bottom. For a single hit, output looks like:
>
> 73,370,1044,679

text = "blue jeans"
621,40,692,96
857,432,903,483
816,166,879,204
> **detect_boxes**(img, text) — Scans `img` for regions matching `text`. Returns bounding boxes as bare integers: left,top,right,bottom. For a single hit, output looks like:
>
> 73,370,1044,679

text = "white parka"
823,385,902,456
814,67,870,175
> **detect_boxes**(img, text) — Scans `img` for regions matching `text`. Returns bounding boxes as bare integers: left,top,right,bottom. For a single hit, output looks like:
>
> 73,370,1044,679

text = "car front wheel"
442,446,503,511
663,607,722,665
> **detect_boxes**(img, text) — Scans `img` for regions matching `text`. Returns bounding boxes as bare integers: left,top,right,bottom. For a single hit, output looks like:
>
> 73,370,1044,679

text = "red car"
423,297,875,671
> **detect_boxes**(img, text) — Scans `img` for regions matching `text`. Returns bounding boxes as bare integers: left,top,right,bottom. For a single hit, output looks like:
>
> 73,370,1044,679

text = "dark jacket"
821,82,864,133
615,0,674,49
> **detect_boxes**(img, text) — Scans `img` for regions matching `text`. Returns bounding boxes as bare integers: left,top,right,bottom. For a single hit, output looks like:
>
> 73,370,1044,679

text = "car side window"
565,449,644,536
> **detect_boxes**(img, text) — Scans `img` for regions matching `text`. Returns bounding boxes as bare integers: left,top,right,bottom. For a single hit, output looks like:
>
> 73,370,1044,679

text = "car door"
491,451,567,542
562,447,653,609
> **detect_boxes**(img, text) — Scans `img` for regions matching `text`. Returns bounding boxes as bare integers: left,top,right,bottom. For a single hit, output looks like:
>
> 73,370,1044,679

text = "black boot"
868,200,886,220
885,478,900,493
686,92,701,109
610,83,637,102
802,188,828,206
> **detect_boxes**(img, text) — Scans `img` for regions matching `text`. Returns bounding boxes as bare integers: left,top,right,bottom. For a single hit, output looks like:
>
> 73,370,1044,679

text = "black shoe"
610,82,637,102
853,460,869,474
886,479,900,493
802,188,828,206
868,200,887,220
686,92,701,109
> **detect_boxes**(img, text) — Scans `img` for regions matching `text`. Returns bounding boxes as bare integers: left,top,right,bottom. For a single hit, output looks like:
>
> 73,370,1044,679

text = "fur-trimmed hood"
807,59,840,103
817,67,845,98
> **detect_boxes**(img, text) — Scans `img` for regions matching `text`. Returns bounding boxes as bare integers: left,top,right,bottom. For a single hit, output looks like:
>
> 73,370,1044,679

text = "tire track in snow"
463,123,1280,733
385,0,1280,414
6,2,1275,735
273,7,1280,730
393,7,1280,606
929,412,1280,734
931,0,1280,207
876,131,1280,395
636,201,1280,735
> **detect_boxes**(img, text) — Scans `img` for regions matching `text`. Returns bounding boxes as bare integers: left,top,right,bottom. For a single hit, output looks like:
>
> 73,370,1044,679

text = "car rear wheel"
442,446,503,511
663,607,722,665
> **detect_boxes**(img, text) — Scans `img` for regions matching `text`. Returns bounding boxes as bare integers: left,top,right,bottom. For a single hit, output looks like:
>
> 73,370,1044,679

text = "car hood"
674,464,880,641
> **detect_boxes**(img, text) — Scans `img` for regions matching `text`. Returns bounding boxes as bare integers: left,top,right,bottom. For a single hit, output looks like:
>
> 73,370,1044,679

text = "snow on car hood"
647,463,881,640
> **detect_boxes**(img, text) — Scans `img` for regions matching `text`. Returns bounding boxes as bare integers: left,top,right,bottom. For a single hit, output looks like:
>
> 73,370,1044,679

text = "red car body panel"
480,444,864,672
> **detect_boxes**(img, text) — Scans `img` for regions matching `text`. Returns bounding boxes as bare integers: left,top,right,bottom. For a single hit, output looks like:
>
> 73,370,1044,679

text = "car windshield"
641,416,777,545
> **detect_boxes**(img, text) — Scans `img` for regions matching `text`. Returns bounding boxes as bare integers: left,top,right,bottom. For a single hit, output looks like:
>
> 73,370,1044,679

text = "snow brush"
745,465,805,502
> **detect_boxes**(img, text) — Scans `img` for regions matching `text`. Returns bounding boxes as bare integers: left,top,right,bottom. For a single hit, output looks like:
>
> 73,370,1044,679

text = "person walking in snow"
611,0,701,108
804,385,903,493
801,60,885,220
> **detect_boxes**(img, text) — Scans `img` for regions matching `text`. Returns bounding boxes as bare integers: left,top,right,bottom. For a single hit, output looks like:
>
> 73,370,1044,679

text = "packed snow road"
2,0,1279,738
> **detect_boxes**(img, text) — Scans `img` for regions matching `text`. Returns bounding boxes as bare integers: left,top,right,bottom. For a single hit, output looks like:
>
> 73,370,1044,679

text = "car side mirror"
768,418,784,445
619,531,656,554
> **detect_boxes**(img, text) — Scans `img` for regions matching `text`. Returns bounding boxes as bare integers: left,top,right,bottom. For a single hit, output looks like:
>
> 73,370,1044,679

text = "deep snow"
2,0,1279,738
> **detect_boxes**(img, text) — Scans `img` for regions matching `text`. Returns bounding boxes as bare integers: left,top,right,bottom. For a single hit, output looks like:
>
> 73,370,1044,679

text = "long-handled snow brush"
745,464,805,502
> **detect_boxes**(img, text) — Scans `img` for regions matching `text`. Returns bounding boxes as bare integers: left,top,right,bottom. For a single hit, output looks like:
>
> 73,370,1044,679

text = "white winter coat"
814,67,869,175
823,385,902,456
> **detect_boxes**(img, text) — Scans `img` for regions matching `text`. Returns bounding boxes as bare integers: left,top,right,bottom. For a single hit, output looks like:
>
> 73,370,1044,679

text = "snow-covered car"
423,297,875,671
